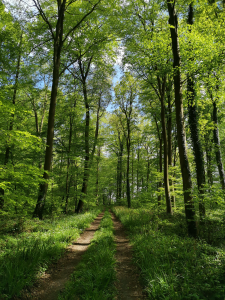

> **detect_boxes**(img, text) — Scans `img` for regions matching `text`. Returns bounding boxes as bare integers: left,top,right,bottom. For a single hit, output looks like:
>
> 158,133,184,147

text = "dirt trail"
20,212,104,300
111,212,146,300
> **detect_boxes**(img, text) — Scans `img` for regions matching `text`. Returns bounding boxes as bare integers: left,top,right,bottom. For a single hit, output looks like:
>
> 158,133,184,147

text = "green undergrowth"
112,206,225,300
0,209,101,299
59,210,116,300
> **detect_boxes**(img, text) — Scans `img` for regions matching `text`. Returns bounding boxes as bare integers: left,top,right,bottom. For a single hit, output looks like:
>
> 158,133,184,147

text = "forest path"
20,211,105,300
111,211,146,300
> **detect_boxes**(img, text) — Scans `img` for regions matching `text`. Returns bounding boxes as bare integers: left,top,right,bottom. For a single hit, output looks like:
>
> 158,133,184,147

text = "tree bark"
167,0,197,237
158,137,162,206
167,83,176,206
158,76,172,214
137,141,140,194
117,133,123,202
95,147,100,202
146,146,150,191
205,136,213,187
187,3,206,218
33,2,65,219
76,81,90,213
76,57,100,212
64,113,73,213
126,118,131,208
212,99,225,189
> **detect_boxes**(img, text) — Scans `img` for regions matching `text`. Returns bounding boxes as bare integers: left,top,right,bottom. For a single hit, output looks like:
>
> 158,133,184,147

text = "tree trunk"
137,141,140,194
33,45,62,219
172,135,177,207
126,120,131,208
146,147,150,191
213,99,225,189
187,3,206,218
167,1,197,237
205,137,213,187
158,137,162,206
76,84,90,213
132,148,134,197
158,76,172,214
33,4,65,219
167,84,175,206
76,58,100,213
95,147,100,202
117,137,123,202
64,114,73,213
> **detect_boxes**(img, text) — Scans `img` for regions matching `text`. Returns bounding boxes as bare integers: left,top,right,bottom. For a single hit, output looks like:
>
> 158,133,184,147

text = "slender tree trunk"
0,34,22,210
158,137,162,206
146,147,150,190
95,147,100,202
33,47,61,219
76,85,90,213
158,76,172,214
117,152,119,201
64,114,73,213
117,138,123,202
137,141,139,194
126,120,131,208
172,134,177,207
74,162,78,211
167,84,175,206
76,59,100,213
187,3,206,218
132,148,134,197
205,137,213,187
167,1,197,237
122,171,126,199
212,99,225,189
33,5,65,219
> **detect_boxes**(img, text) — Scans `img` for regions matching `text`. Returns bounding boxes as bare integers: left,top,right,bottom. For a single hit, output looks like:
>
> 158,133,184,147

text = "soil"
111,212,146,300
17,210,146,300
19,212,104,300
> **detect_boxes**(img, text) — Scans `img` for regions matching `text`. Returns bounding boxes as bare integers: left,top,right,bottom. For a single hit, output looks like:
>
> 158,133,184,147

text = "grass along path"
21,211,105,300
112,206,225,300
0,209,101,299
59,210,116,300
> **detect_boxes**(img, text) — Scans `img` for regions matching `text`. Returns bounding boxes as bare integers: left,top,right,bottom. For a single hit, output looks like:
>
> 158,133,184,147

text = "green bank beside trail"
112,206,225,300
0,209,101,299
59,210,116,300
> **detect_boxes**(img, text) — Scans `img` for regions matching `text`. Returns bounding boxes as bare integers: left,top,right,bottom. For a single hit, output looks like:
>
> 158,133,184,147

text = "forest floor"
17,210,145,300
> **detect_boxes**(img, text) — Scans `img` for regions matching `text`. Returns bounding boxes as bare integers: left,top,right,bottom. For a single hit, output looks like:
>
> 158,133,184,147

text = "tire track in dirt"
111,211,146,300
19,212,104,300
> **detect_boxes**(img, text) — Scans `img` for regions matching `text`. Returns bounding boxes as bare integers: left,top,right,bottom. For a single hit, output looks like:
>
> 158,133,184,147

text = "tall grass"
59,210,116,300
0,209,100,299
112,206,225,300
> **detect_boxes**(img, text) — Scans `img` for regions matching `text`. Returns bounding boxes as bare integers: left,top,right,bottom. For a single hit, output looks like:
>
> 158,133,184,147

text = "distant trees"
1,0,225,238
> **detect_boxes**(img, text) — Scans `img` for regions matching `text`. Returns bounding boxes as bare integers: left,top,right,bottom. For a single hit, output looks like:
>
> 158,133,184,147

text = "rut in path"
20,212,104,300
19,210,146,300
111,211,146,300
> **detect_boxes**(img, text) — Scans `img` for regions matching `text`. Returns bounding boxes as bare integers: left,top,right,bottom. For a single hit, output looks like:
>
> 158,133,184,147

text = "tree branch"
32,0,55,39
62,0,101,44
